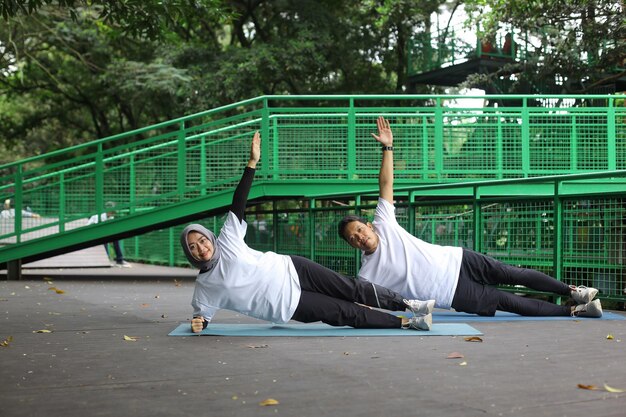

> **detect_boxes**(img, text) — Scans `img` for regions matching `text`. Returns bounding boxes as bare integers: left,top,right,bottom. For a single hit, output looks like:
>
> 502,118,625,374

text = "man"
1,199,40,219
337,116,602,318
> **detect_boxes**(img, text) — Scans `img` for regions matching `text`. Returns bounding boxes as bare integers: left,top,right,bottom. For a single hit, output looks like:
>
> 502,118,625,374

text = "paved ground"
1,264,626,417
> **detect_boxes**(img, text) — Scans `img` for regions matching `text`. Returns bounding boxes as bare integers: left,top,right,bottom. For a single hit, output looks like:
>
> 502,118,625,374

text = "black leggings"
451,249,571,316
289,255,406,328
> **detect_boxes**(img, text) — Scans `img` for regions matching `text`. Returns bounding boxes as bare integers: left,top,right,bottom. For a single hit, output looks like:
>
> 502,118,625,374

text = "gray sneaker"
404,313,432,331
572,299,603,318
570,285,598,304
404,299,435,316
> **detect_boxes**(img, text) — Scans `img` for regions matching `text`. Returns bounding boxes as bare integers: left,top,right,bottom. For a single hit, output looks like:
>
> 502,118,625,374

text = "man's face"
342,221,379,254
187,231,214,261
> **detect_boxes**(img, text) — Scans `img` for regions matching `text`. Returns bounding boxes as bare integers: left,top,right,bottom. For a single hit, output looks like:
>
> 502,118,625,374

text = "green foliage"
0,0,448,162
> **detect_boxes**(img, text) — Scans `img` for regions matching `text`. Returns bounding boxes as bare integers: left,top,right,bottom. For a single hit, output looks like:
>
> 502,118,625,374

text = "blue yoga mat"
168,322,483,337
425,310,626,322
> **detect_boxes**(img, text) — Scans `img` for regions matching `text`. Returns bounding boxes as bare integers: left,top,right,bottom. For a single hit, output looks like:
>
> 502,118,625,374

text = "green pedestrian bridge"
2,94,626,302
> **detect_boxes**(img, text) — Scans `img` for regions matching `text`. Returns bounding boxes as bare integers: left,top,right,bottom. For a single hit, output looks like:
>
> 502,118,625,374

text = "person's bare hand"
191,317,205,333
249,131,261,166
371,116,393,146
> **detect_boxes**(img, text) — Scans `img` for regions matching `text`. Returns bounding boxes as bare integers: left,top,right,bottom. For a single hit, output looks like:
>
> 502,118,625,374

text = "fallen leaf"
604,383,625,393
174,280,181,287
607,334,614,340
0,336,13,347
459,361,467,366
48,287,65,294
123,335,138,342
259,398,279,406
247,344,268,349
464,336,483,342
577,384,599,390
446,352,464,359
33,329,52,333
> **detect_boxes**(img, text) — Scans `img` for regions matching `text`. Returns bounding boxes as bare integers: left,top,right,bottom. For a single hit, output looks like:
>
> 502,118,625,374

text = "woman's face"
187,231,214,261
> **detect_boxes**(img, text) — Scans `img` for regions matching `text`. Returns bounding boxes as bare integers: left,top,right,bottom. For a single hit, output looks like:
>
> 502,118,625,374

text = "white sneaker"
404,299,435,316
114,261,132,268
404,313,432,331
572,299,603,318
569,285,598,304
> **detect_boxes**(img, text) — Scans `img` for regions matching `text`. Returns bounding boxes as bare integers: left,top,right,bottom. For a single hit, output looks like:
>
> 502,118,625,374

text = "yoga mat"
421,310,626,322
168,322,482,337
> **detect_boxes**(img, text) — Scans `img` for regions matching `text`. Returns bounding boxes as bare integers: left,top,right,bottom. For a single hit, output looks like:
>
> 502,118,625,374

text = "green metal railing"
1,94,624,270
129,170,626,301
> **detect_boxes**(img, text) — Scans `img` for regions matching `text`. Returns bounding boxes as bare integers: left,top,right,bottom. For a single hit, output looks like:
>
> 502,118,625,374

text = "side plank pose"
180,131,435,334
337,117,602,318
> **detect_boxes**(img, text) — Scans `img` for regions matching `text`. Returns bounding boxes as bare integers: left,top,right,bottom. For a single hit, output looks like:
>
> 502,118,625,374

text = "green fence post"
59,173,65,233
434,98,444,180
421,115,429,179
200,137,207,196
521,97,530,177
553,180,563,304
348,98,356,180
309,198,315,260
177,121,186,199
570,114,578,171
169,227,175,266
473,185,482,252
608,97,617,170
496,110,503,179
261,97,272,179
14,165,23,243
129,154,136,214
96,143,104,216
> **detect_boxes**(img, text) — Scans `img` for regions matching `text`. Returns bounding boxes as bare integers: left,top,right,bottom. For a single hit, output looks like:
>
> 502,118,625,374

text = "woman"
181,131,435,333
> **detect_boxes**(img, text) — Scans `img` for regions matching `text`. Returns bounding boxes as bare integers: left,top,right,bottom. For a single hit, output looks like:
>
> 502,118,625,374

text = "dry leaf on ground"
123,335,138,342
33,329,52,333
577,384,599,390
464,336,483,342
446,352,465,359
0,336,13,347
259,398,279,406
604,383,625,393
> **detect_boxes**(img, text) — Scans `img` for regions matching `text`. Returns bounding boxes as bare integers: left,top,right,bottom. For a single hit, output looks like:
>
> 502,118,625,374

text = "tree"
463,0,625,93
0,0,448,163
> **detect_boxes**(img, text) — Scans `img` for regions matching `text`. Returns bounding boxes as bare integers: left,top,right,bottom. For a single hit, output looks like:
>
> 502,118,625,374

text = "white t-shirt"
192,211,301,323
358,198,463,309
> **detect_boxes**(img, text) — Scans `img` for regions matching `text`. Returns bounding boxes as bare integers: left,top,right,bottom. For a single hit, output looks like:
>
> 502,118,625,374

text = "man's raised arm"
371,116,394,203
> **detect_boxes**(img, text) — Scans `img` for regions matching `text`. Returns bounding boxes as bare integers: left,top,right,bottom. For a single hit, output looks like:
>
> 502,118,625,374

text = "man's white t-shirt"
358,198,463,309
192,211,301,323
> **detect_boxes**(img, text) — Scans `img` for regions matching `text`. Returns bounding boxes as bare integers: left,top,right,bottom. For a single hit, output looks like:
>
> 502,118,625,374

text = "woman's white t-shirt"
358,198,463,309
191,211,301,323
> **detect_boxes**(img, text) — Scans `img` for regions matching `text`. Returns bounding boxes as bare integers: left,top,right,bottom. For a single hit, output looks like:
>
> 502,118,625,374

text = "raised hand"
371,116,393,147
